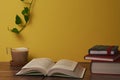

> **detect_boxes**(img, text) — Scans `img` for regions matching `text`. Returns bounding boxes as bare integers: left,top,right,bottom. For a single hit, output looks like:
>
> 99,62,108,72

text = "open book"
16,58,86,78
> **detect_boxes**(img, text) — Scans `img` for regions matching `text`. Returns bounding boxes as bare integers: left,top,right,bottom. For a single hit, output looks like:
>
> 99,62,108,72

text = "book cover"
88,45,119,55
84,53,120,62
90,58,120,75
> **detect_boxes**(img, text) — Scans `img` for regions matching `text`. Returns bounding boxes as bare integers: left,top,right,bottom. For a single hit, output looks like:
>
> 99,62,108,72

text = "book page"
16,58,55,75
23,58,54,70
47,60,86,78
50,59,78,71
49,64,86,78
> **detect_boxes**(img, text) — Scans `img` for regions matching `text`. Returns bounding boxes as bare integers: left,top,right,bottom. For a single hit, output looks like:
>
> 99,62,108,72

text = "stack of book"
84,45,120,75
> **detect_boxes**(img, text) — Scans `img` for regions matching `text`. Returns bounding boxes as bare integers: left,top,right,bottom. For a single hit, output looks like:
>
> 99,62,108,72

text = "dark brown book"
88,45,119,55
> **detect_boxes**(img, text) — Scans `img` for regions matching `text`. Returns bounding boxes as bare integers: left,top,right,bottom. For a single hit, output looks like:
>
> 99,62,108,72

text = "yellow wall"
0,0,120,62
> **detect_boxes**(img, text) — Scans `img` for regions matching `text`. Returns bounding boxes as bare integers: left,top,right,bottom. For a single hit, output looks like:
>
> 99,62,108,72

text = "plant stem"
19,0,34,33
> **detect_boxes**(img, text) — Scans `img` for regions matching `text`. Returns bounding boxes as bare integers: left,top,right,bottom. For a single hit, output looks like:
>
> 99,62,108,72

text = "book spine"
90,61,120,75
89,51,115,55
85,56,114,62
91,58,120,63
88,49,118,56
88,45,118,55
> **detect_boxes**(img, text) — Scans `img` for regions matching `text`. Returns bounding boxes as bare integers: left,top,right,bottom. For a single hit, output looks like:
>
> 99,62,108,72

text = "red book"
84,53,120,62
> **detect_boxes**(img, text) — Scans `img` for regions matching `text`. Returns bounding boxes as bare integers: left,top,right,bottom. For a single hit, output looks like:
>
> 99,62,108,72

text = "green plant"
10,0,34,34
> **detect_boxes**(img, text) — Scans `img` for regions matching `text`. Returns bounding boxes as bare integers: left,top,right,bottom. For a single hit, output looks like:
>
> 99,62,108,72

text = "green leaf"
22,7,29,16
15,15,22,24
11,28,20,34
24,15,29,23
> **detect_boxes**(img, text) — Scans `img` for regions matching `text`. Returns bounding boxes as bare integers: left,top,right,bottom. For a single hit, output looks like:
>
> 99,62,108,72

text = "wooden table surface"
0,62,91,80
3,61,120,80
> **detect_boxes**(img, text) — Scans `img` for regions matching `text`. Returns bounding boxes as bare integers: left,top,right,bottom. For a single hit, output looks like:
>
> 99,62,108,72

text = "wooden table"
1,62,120,80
